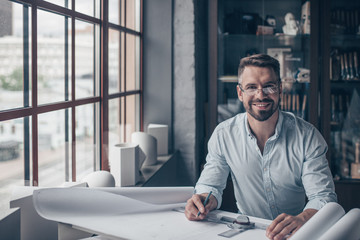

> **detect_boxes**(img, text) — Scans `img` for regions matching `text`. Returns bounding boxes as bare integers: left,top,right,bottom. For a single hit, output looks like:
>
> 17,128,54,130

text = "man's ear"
237,85,243,102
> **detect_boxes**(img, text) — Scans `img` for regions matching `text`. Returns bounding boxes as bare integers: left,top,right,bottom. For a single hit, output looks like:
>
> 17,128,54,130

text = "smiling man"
185,54,337,240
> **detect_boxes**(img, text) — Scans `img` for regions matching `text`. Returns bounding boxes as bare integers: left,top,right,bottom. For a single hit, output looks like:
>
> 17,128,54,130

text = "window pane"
126,0,140,31
0,3,31,111
125,94,140,141
109,98,124,154
125,34,140,91
109,0,122,25
37,9,71,105
75,20,99,99
38,109,71,186
75,0,100,18
109,28,121,94
0,118,30,212
76,103,98,179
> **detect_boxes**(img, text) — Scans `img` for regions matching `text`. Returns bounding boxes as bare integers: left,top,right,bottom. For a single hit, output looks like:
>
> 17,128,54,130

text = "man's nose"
255,88,266,97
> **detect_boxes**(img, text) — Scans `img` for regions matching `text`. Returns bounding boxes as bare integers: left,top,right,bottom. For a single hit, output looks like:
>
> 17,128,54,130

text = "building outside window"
0,0,142,212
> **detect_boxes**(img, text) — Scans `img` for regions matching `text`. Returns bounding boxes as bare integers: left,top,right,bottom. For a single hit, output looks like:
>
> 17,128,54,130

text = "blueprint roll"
131,132,157,166
318,208,360,240
291,202,345,240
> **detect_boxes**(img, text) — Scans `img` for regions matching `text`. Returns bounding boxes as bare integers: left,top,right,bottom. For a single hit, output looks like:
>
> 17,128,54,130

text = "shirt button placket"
263,150,278,218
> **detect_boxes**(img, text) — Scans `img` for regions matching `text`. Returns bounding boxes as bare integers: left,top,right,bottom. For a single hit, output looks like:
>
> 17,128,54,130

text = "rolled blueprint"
290,202,345,240
318,208,360,240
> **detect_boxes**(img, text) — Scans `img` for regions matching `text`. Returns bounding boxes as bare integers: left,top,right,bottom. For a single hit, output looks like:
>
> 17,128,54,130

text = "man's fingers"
192,195,205,214
266,213,286,234
272,222,297,240
184,193,217,221
185,194,206,220
267,214,294,239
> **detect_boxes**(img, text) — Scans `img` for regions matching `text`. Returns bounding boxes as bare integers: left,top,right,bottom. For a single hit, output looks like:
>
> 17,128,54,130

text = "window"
0,0,142,212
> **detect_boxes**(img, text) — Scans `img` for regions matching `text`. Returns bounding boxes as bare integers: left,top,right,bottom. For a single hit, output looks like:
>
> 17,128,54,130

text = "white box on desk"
110,143,145,187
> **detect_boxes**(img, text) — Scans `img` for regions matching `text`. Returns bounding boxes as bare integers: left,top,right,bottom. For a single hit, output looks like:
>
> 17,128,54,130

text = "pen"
197,191,212,217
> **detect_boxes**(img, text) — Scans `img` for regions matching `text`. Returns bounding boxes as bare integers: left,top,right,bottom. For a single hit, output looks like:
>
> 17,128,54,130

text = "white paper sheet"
33,188,189,220
32,187,271,240
291,202,345,240
91,186,194,204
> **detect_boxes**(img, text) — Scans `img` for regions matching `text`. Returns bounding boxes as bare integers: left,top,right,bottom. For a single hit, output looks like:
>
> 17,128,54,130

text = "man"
185,54,337,240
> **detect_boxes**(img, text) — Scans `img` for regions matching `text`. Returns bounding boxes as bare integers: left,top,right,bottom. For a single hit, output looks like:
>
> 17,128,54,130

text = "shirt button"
266,188,270,192
264,168,267,171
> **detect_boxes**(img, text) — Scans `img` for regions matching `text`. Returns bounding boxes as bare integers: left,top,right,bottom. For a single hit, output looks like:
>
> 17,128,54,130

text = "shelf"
330,80,360,91
220,33,310,47
334,178,360,184
330,80,360,83
218,75,237,83
331,34,360,48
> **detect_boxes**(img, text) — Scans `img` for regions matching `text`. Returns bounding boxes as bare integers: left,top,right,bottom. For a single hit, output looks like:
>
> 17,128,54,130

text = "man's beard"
246,98,279,121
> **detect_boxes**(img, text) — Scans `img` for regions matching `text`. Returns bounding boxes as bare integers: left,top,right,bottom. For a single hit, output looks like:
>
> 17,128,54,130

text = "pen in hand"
197,191,213,217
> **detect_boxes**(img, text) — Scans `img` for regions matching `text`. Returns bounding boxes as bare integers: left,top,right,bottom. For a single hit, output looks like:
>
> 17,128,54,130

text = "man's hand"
266,209,318,240
184,193,218,221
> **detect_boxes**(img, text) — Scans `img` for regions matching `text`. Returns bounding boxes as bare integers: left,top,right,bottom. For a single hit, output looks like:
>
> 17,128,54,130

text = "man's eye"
246,86,257,90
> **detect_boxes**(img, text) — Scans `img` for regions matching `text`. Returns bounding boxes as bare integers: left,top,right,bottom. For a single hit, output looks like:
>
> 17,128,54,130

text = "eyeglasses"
238,84,279,96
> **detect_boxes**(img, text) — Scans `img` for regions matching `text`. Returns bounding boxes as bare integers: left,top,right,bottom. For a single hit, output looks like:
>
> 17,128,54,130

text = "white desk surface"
71,209,270,240
33,187,271,240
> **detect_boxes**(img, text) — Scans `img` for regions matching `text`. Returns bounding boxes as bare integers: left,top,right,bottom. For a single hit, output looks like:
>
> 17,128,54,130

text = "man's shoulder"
281,111,315,132
215,112,246,132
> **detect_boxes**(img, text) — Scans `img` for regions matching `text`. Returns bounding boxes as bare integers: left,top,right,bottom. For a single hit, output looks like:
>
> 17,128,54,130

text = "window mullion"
23,4,31,186
31,4,39,186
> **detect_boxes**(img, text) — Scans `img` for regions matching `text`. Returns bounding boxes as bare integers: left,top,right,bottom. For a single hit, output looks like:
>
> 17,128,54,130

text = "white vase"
131,132,158,166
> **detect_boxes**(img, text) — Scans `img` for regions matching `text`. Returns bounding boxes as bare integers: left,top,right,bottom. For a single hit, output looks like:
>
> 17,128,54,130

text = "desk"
60,209,271,240
33,187,271,240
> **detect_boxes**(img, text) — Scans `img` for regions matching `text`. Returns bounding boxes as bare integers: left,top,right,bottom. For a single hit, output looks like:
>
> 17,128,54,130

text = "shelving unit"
208,0,360,211
322,0,360,211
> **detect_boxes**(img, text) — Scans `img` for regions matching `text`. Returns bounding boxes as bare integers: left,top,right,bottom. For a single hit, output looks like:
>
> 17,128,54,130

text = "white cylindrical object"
147,124,168,156
81,171,115,187
131,132,157,166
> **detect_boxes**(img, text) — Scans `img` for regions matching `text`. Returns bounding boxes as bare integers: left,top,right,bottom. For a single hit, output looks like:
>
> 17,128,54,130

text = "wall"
143,0,173,151
173,0,198,185
144,0,207,186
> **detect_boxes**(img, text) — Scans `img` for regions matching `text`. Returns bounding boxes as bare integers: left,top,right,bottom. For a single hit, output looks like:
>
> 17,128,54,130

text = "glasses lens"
247,89,257,96
241,85,278,95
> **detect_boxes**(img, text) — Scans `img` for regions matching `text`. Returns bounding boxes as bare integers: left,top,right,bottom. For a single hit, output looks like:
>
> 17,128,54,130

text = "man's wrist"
299,208,318,222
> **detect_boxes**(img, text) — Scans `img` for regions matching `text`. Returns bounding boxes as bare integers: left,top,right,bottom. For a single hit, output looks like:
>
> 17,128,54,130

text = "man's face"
237,66,281,122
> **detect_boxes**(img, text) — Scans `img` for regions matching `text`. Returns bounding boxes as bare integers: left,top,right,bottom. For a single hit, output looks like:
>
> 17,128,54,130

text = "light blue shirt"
195,111,337,220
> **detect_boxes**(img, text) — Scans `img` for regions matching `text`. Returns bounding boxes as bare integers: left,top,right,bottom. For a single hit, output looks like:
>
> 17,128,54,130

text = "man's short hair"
238,54,281,84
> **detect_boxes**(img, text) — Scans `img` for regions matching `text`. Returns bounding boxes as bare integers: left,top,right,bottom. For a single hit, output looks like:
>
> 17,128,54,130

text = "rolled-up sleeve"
194,128,230,209
302,127,337,211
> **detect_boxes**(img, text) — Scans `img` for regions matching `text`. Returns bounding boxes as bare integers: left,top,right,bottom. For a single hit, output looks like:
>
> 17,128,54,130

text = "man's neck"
247,110,279,153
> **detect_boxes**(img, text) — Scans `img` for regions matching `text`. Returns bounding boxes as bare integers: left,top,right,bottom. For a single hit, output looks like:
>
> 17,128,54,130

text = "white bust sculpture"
282,13,299,35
